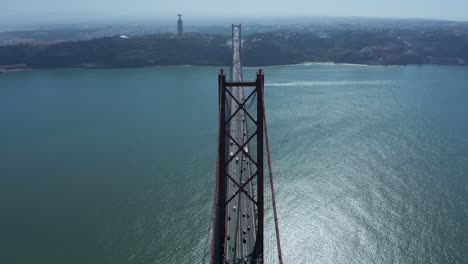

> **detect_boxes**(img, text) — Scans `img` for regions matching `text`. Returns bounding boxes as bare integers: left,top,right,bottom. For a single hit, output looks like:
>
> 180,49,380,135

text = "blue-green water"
0,64,467,264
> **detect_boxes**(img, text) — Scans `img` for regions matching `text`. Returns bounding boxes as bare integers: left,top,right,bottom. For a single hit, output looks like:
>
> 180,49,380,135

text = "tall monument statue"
177,14,183,37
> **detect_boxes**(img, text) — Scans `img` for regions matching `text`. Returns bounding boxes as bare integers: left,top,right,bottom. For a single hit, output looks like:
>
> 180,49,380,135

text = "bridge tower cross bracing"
211,24,265,264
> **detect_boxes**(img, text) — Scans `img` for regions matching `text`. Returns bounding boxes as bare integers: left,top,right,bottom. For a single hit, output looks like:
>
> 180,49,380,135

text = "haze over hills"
1,14,468,69
3,0,468,21
1,15,468,42
1,12,468,30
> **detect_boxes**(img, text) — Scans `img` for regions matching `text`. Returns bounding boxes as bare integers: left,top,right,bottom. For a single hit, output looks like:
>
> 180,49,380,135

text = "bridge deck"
225,24,258,263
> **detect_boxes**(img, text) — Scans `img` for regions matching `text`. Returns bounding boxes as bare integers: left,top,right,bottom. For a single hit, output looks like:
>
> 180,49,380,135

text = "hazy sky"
2,0,468,21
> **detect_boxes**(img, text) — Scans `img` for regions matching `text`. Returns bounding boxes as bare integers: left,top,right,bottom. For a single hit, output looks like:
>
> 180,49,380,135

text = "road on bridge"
225,28,257,263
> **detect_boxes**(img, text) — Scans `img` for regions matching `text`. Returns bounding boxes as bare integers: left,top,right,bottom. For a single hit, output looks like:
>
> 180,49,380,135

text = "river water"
0,64,467,263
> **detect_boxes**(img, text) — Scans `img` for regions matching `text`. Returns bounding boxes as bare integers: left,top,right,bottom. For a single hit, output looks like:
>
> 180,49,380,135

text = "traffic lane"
241,148,256,254
226,100,243,260
226,102,239,260
238,87,257,258
226,87,257,261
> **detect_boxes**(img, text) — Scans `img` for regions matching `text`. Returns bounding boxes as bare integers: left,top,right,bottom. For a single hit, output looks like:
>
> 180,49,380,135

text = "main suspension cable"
262,82,284,264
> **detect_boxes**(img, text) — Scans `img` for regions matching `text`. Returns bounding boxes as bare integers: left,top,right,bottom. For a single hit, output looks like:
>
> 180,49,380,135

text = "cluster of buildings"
425,56,466,65
360,45,466,66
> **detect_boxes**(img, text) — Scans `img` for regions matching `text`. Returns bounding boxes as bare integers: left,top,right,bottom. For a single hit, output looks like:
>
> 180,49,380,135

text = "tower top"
178,14,182,19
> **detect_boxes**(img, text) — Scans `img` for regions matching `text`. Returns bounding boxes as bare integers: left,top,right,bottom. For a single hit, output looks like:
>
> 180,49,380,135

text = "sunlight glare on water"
0,64,467,264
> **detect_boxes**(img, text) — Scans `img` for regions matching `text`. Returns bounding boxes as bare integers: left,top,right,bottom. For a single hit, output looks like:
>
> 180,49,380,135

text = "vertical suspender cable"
261,82,284,264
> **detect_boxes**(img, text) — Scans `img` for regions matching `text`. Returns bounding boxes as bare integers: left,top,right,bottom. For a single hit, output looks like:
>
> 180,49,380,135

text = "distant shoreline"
0,69,30,74
289,61,468,67
0,69,29,73
1,59,466,72
2,62,467,74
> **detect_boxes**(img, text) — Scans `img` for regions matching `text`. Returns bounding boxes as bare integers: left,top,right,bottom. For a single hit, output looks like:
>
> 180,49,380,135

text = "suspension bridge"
210,24,283,264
